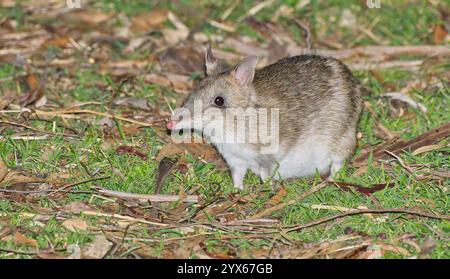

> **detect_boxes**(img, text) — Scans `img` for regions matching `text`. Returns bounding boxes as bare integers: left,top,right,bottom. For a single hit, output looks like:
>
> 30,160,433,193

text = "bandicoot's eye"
214,96,224,107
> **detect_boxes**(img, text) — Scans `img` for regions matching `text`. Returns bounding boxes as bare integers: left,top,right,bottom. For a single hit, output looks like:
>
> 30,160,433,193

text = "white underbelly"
275,136,333,179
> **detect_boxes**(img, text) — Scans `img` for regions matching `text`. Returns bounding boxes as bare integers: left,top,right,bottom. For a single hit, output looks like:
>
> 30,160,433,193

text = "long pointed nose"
166,120,175,130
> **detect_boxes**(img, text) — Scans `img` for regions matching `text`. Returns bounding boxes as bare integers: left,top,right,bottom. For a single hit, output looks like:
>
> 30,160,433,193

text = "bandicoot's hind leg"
257,156,276,184
327,156,344,181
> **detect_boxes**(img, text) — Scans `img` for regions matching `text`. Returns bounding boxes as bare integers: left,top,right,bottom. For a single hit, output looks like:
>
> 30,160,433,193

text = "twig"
0,135,49,141
32,109,164,127
349,60,423,71
51,176,111,195
251,181,328,218
224,218,280,226
93,187,199,203
80,210,170,227
293,19,312,51
384,150,414,174
0,120,75,137
245,0,275,18
285,208,450,232
225,40,450,60
0,247,37,255
0,189,94,195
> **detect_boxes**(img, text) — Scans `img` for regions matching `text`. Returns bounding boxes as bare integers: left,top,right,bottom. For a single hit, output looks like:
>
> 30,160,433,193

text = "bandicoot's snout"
167,111,186,130
166,120,176,130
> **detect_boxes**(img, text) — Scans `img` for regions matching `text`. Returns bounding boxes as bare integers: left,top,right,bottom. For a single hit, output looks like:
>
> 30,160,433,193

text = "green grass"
0,0,449,258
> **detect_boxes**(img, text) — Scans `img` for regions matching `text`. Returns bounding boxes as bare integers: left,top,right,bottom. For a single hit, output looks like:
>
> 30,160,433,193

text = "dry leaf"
131,9,168,33
14,232,38,247
373,122,397,140
268,187,287,205
162,12,189,45
115,145,148,160
358,244,384,259
61,201,94,214
419,237,436,258
62,218,88,232
43,37,70,48
0,158,8,182
0,170,45,187
155,157,177,194
159,44,204,75
353,122,450,167
83,235,113,259
382,92,427,113
434,25,448,44
22,68,45,107
37,250,67,259
412,143,447,155
178,185,187,202
66,11,112,26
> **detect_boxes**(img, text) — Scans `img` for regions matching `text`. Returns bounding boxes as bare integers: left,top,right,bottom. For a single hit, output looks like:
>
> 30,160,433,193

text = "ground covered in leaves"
0,0,449,259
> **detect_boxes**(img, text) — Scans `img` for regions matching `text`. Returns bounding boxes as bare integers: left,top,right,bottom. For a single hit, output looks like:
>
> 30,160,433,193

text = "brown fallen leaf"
373,122,397,140
113,97,153,111
162,12,189,45
332,181,395,196
159,44,204,75
434,25,448,44
381,92,427,113
0,92,14,109
61,201,94,214
0,170,45,187
0,226,13,239
115,145,147,160
62,218,89,232
0,158,8,182
36,250,68,259
267,186,287,206
144,73,193,92
155,157,177,194
22,65,45,107
131,9,169,33
356,244,384,259
412,142,447,156
419,237,436,258
14,232,38,248
42,37,70,48
63,10,112,26
83,235,113,259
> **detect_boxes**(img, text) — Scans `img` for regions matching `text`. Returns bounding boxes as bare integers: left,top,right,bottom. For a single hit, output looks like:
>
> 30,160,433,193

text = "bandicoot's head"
166,46,259,136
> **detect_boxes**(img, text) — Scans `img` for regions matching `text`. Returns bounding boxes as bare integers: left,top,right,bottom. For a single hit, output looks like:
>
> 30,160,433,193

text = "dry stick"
293,19,312,51
0,120,74,137
51,176,111,194
349,60,423,71
93,187,199,203
0,247,37,255
0,189,93,194
224,41,450,61
80,210,170,227
33,109,165,127
251,182,329,218
384,150,414,174
285,208,450,233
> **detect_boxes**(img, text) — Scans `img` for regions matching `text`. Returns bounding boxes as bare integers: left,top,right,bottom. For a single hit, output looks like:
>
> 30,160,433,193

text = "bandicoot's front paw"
233,182,244,191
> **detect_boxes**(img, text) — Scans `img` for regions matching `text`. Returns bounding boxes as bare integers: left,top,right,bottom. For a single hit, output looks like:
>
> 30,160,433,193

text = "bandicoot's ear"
205,44,219,76
233,56,259,86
